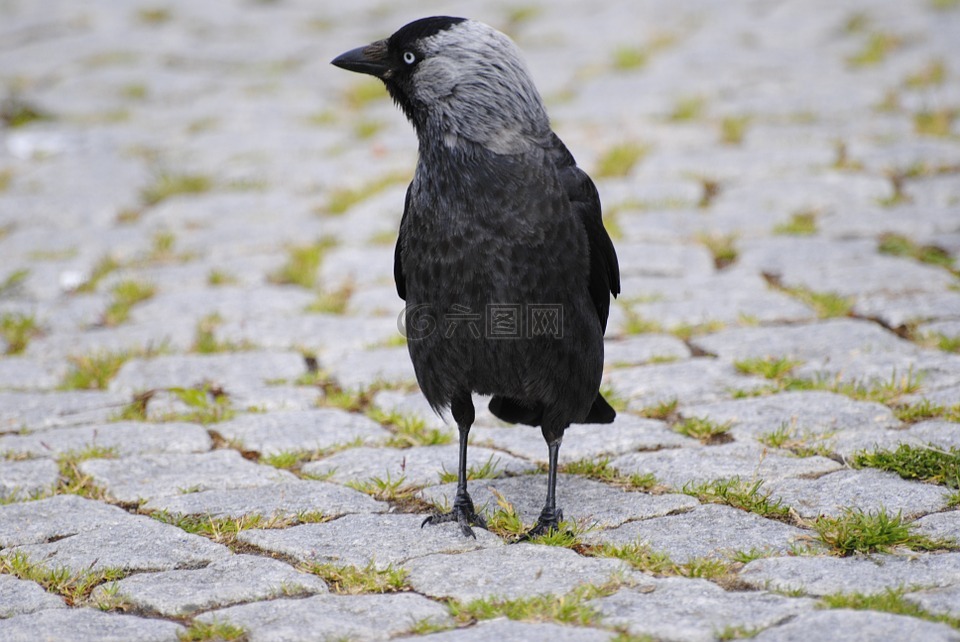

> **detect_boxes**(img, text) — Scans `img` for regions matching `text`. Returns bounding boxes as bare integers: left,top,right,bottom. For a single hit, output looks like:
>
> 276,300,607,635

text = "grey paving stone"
739,553,960,596
0,608,184,642
0,357,64,391
0,421,211,458
372,390,451,430
591,578,817,642
0,574,66,618
585,504,810,562
325,347,418,389
91,554,328,617
227,385,321,413
80,449,296,503
213,409,390,455
128,286,316,326
605,334,691,367
605,358,770,408
0,494,134,547
0,390,128,432
681,391,898,442
914,510,960,543
853,291,960,328
303,444,535,487
765,469,951,519
420,474,697,529
691,318,917,362
405,543,631,601
616,241,715,278
218,314,398,358
25,319,198,360
396,618,614,642
906,585,960,620
197,593,451,642
142,479,387,519
238,513,502,568
752,609,960,642
610,441,842,490
0,458,58,501
471,414,692,464
3,515,230,573
108,351,307,395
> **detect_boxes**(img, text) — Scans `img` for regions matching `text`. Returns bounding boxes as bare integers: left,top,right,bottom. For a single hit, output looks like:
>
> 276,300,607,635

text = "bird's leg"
524,437,564,539
421,395,487,538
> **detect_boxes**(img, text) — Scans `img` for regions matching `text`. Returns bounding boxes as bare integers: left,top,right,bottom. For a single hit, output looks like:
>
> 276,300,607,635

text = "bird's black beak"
331,40,390,78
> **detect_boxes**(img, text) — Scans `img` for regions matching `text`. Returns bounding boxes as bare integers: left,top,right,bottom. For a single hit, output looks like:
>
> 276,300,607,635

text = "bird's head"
332,16,549,154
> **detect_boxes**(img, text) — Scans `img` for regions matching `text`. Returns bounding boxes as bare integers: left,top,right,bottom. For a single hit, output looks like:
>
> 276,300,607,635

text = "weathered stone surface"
0,390,128,432
142,479,387,519
108,351,307,394
611,442,841,490
906,585,960,620
0,574,66,618
616,241,715,278
914,510,960,543
80,450,296,503
0,458,58,501
405,544,630,601
420,474,697,529
0,421,211,458
91,554,328,617
605,334,691,366
218,315,398,358
739,553,960,596
752,609,960,642
606,358,769,408
3,516,230,573
591,578,817,642
682,391,898,442
586,504,811,561
213,409,390,455
0,608,184,641
0,357,64,390
325,347,418,389
303,445,535,487
827,420,960,459
371,390,451,430
0,495,133,547
396,618,614,642
765,469,951,519
196,593,451,641
853,291,960,328
238,513,502,568
471,415,692,464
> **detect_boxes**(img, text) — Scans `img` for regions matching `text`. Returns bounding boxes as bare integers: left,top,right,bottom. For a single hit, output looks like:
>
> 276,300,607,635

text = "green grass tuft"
268,238,336,289
851,444,960,489
847,31,904,68
301,561,409,594
0,551,127,607
697,232,739,269
670,95,707,121
448,581,621,626
781,286,853,318
367,408,453,448
674,417,734,444
560,457,658,491
821,587,960,630
773,210,819,236
595,142,649,178
141,172,212,206
438,454,503,484
1,313,41,355
878,233,955,271
734,356,803,380
177,619,246,642
811,507,953,556
103,280,157,326
682,477,791,520
719,115,750,145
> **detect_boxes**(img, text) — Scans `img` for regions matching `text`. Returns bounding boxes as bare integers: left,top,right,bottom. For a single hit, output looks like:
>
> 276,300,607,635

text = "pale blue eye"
403,51,416,64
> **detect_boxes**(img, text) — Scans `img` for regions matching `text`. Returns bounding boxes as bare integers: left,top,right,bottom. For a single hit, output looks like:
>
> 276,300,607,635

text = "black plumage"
332,16,620,537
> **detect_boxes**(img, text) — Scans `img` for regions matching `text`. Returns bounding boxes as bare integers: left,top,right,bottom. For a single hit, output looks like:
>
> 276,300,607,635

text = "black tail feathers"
488,392,616,427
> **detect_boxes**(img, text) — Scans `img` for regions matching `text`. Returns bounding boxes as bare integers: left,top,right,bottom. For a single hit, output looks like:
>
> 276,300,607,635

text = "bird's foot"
421,495,487,539
519,507,565,541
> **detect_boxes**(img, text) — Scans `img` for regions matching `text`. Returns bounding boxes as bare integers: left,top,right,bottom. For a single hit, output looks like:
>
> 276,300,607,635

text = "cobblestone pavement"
2,0,960,640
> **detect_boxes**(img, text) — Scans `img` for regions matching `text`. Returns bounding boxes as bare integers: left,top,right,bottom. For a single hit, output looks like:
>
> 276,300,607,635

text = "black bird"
332,16,620,538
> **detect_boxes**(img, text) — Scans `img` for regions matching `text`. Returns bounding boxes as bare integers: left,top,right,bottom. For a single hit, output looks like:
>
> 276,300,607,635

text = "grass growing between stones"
585,541,735,582
636,398,679,421
76,254,121,293
733,369,924,406
1,312,41,354
268,238,337,289
673,417,733,445
151,511,328,546
192,314,256,353
682,477,791,521
140,172,212,206
820,588,960,631
810,507,953,556
446,580,623,627
733,356,803,381
595,142,649,179
758,423,835,458
781,286,852,319
696,232,739,269
346,474,429,512
0,551,127,606
773,210,819,236
367,407,453,448
560,457,658,491
846,31,904,68
305,283,354,315
55,446,117,500
103,280,157,326
851,444,960,489
878,233,956,272
177,619,247,642
719,115,750,145
301,561,410,594
321,172,407,215
893,399,960,423
60,350,136,390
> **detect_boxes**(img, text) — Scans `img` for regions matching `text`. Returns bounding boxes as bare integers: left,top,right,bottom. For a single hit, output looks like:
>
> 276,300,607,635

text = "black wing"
549,134,620,332
394,183,411,301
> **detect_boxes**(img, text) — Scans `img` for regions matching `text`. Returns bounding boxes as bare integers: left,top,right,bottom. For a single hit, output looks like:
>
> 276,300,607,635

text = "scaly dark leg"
420,394,487,538
523,437,564,538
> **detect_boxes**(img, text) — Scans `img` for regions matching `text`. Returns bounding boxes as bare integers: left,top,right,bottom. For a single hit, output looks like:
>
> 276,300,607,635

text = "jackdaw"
332,16,620,538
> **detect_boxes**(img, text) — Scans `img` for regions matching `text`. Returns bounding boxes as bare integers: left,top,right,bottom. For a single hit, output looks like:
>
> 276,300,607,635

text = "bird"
332,16,620,538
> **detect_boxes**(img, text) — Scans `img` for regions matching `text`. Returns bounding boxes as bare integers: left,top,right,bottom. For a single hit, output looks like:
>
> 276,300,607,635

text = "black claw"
421,497,487,538
519,507,565,541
